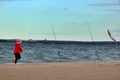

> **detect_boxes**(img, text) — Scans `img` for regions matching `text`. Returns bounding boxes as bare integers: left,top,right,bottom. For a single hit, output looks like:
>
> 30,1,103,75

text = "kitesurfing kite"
107,29,116,42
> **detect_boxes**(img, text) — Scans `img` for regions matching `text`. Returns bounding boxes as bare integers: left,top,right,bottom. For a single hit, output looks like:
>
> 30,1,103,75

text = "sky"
0,0,120,41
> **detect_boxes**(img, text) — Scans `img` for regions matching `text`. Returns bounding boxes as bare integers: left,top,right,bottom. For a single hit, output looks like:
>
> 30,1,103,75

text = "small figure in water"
13,39,23,64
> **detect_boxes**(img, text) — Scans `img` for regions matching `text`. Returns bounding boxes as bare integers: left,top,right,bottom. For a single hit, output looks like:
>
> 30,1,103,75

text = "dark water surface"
0,42,120,63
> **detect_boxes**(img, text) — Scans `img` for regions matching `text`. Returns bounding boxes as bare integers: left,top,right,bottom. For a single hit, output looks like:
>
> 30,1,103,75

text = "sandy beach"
0,62,120,80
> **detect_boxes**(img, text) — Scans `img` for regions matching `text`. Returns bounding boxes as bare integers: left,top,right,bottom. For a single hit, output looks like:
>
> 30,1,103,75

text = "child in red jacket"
13,39,23,64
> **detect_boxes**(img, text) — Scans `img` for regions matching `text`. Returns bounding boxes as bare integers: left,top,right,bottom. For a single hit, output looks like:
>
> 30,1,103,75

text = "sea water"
0,42,120,64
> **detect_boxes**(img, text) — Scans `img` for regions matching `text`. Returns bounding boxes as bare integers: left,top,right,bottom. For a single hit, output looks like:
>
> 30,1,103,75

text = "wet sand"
0,62,120,80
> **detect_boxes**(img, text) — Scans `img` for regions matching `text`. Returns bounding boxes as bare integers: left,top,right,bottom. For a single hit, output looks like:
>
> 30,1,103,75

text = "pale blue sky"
0,0,120,41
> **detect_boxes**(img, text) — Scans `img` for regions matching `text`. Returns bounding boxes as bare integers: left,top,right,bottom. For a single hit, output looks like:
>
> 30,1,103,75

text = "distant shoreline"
0,39,120,45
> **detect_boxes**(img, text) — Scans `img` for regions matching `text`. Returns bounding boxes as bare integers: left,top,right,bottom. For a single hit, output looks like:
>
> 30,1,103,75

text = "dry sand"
0,62,120,80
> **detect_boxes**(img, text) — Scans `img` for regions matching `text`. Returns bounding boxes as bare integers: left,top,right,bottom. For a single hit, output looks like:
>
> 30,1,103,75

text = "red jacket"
14,43,23,54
